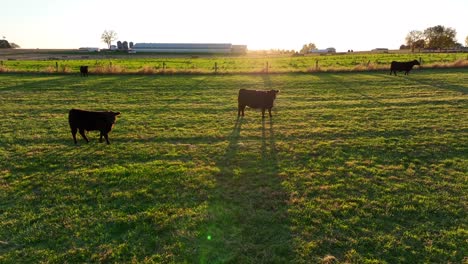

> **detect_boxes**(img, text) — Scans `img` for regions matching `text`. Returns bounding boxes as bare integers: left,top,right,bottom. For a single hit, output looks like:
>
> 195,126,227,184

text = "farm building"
78,47,100,52
310,47,336,54
131,43,247,54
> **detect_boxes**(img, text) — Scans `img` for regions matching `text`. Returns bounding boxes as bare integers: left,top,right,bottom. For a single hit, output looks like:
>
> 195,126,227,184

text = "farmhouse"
131,43,247,54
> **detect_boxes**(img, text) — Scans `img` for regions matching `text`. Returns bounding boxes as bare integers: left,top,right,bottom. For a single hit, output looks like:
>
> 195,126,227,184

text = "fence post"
315,60,319,70
0,61,3,66
163,62,166,71
265,61,269,73
55,62,58,72
419,57,422,65
214,62,218,73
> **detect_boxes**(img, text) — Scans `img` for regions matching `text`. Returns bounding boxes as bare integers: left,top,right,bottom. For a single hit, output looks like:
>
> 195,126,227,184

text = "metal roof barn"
132,43,245,54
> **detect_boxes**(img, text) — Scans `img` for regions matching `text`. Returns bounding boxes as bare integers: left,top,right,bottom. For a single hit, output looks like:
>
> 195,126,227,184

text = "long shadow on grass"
322,73,384,105
0,74,70,92
198,117,291,263
406,76,468,95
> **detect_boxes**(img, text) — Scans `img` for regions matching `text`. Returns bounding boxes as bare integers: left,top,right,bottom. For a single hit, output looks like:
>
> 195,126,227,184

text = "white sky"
2,0,467,52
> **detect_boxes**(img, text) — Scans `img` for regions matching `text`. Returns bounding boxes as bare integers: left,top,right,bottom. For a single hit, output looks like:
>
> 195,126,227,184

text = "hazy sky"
2,0,467,51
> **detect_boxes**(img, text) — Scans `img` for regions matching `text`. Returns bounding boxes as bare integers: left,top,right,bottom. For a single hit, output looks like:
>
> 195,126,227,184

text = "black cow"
68,109,120,144
80,66,88,77
238,89,279,118
390,60,420,76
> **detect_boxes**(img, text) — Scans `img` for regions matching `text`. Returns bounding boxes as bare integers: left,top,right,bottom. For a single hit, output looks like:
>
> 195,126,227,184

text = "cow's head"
107,111,121,124
269,89,279,99
413,60,421,66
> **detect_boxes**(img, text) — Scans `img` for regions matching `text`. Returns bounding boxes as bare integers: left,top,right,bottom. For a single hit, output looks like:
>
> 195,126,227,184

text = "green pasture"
0,69,467,263
1,52,467,73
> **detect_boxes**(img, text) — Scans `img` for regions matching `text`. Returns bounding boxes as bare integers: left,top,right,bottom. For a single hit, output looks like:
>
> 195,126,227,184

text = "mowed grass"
0,69,467,263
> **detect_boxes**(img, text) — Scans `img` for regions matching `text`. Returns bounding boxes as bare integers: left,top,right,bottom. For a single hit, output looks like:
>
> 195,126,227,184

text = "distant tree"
129,42,134,49
405,30,424,52
465,35,468,47
101,30,118,49
454,42,463,49
400,44,409,50
423,25,457,50
10,42,20,48
0,39,11,48
122,41,128,50
117,41,123,50
300,43,317,54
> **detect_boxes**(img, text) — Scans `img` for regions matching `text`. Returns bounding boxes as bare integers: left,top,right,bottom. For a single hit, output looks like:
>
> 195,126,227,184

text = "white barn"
131,43,247,54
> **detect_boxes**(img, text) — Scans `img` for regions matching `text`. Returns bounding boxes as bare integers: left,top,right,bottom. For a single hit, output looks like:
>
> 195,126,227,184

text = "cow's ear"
275,90,280,94
114,112,121,116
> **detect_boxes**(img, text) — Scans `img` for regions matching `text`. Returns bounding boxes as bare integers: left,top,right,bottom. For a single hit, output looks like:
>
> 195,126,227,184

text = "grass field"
1,51,467,74
0,69,467,263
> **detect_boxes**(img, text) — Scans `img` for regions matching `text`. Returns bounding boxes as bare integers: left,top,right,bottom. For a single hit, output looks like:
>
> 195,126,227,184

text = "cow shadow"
198,117,292,262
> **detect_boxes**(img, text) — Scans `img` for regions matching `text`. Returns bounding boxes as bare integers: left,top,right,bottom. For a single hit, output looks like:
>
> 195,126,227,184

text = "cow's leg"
239,104,245,117
262,108,266,118
99,132,104,143
79,128,89,143
71,127,78,144
268,108,272,117
103,133,110,144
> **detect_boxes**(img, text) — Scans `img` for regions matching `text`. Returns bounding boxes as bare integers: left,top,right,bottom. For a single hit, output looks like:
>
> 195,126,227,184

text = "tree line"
301,25,467,54
403,25,466,52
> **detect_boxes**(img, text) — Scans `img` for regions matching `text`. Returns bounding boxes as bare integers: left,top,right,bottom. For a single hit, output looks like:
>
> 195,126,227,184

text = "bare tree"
300,43,317,54
101,30,118,49
405,30,424,52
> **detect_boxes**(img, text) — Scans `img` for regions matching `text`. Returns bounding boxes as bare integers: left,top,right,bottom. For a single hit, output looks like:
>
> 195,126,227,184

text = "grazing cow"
390,60,420,76
80,66,88,77
68,109,120,144
238,89,279,118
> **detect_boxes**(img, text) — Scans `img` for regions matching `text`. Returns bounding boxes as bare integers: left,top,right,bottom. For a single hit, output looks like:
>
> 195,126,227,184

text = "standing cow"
238,89,279,118
80,66,89,77
68,109,120,144
390,60,420,76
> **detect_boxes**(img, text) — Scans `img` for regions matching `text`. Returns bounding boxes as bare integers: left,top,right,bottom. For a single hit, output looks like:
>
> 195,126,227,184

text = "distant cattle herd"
71,60,420,144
